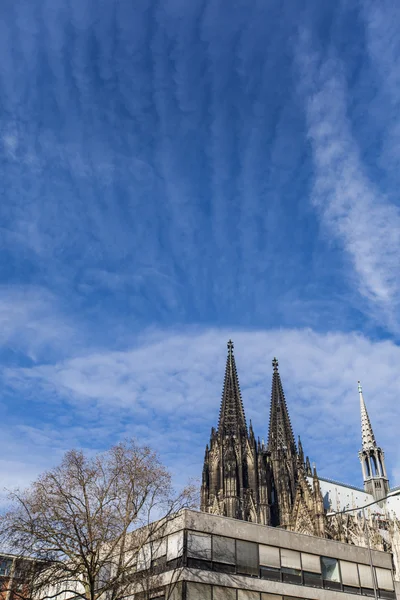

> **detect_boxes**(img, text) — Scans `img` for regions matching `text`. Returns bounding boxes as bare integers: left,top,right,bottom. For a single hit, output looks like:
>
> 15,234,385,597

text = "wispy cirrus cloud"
298,33,400,331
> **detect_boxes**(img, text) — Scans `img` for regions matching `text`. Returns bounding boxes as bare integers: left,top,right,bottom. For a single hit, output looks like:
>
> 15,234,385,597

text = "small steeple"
358,381,376,450
218,340,247,437
267,358,296,454
357,381,389,501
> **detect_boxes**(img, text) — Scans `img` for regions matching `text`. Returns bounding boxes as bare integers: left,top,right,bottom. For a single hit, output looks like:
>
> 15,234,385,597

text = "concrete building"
200,342,400,578
136,509,397,600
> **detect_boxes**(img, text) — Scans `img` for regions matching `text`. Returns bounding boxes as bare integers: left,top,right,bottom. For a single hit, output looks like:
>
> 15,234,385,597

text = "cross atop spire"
358,381,377,450
218,340,247,437
267,358,296,454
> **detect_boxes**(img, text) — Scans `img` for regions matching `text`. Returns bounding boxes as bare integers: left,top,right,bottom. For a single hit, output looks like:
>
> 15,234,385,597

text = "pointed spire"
267,358,296,454
358,381,377,450
218,340,247,437
298,436,304,464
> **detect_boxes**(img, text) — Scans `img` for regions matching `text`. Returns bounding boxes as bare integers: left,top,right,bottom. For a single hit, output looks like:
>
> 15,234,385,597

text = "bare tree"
0,440,196,600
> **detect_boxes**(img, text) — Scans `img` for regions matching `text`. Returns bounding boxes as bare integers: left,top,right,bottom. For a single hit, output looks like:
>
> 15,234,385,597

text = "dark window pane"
213,562,236,574
236,540,258,576
282,567,301,585
303,571,322,588
187,558,212,571
379,590,396,600
213,536,236,565
260,566,281,582
361,588,375,597
343,585,361,595
324,581,342,591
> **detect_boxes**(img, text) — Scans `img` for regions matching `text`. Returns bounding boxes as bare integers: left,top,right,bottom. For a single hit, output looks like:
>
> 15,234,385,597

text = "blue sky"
1,0,400,501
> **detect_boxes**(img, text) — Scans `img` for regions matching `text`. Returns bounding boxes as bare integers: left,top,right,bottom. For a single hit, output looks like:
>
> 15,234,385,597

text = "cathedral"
200,340,400,576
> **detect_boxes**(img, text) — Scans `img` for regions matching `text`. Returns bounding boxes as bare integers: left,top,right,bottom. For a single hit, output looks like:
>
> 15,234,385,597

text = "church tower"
201,340,271,522
267,358,299,527
358,381,389,501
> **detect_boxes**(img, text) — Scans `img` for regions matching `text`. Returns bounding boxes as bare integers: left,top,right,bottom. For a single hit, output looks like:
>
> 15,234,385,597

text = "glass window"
0,558,12,577
152,538,167,559
321,556,340,582
213,586,237,600
187,532,212,560
236,540,259,576
340,561,359,587
137,544,151,571
303,571,322,588
259,545,280,568
301,553,321,573
186,582,211,600
358,564,374,589
375,568,394,591
213,535,236,564
166,532,183,562
238,591,260,600
280,549,301,570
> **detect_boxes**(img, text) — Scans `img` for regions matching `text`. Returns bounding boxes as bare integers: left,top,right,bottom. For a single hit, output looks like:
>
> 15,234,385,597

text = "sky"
1,0,400,503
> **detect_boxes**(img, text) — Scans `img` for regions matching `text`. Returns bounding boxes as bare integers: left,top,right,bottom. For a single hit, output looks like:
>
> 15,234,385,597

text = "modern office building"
135,509,397,600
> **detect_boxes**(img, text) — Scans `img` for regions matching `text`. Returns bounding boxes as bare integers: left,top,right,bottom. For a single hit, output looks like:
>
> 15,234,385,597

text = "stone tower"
200,340,271,523
267,357,298,527
358,381,389,501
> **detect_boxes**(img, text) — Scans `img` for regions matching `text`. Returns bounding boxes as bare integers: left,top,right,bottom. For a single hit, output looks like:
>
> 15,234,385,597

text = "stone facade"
201,341,400,578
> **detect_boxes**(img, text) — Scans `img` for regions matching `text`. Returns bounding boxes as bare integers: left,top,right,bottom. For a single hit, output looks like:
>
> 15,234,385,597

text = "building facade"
133,509,398,600
200,341,400,577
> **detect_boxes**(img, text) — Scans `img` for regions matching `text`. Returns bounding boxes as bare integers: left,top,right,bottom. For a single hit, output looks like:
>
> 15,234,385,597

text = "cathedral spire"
357,381,389,501
217,340,247,437
267,358,296,454
358,381,376,450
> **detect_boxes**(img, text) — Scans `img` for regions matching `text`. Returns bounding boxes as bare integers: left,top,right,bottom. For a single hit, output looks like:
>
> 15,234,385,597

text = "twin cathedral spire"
201,340,388,533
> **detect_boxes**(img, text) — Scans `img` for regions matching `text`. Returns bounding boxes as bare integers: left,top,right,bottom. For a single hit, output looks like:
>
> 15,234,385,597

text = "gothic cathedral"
200,341,400,576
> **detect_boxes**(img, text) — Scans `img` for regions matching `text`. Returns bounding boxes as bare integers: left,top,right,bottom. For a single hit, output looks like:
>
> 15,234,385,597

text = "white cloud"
298,35,400,332
2,327,400,496
0,286,79,361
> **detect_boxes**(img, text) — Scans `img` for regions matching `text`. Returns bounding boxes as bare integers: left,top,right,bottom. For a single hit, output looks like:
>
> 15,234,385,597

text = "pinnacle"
217,340,247,437
358,381,377,450
267,358,296,454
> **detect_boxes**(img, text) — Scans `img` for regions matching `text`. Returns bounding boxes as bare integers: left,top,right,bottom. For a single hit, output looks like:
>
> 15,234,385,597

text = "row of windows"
136,583,394,600
136,530,395,598
185,531,395,597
